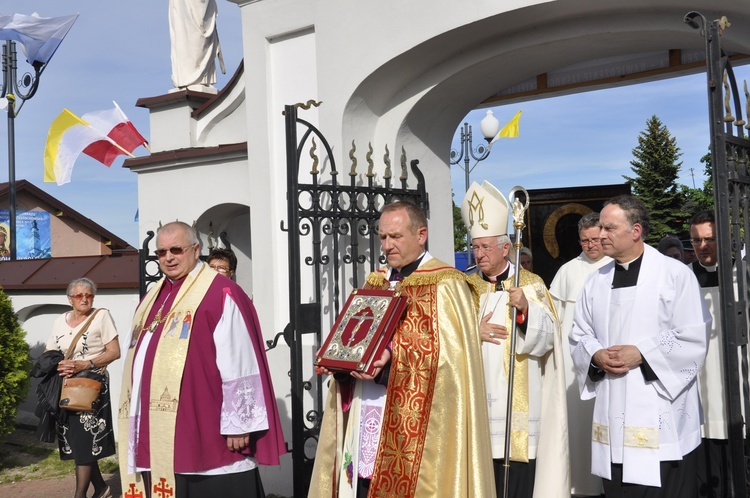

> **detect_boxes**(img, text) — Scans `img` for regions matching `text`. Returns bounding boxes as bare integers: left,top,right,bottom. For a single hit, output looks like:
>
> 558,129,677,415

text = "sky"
0,1,246,247
450,71,749,204
1,2,749,248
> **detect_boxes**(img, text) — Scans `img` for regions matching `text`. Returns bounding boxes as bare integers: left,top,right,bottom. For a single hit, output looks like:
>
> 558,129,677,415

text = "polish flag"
43,103,148,185
81,102,148,166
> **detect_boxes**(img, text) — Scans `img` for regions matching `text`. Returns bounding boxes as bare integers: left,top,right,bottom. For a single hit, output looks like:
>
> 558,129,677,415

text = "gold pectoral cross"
146,307,167,333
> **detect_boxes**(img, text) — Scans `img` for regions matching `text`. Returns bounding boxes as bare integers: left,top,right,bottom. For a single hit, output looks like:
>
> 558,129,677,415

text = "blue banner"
0,210,52,260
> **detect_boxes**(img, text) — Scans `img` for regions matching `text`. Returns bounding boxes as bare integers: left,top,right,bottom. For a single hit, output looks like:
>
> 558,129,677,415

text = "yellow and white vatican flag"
489,109,522,148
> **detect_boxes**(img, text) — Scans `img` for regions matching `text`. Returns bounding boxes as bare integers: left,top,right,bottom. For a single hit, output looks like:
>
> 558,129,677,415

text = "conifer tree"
0,287,30,436
680,150,714,225
453,196,468,252
624,115,687,244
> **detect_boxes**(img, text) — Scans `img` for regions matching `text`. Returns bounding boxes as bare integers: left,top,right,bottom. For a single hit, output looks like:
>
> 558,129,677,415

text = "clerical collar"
692,261,719,288
612,253,643,288
482,262,511,291
390,253,425,281
483,262,511,284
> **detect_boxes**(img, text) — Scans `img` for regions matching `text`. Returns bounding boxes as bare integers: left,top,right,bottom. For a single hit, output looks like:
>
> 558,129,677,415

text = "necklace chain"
141,264,207,333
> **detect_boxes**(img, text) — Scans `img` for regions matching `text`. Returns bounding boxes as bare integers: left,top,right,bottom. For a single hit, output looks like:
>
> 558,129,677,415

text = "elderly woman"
45,278,120,498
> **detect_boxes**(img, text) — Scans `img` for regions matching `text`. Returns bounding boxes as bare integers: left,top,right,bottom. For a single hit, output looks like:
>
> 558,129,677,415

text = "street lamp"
1,40,57,260
1,41,45,260
450,109,501,264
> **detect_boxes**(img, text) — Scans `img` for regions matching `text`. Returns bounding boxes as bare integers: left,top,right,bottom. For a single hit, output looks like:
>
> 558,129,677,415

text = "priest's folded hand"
594,345,642,375
606,345,642,370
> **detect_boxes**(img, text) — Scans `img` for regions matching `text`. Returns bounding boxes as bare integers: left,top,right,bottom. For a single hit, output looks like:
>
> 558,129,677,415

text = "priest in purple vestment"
118,221,286,498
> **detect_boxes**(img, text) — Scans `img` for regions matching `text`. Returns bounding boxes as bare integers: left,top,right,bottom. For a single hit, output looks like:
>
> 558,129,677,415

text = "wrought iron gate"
688,11,750,496
269,101,428,496
139,231,160,297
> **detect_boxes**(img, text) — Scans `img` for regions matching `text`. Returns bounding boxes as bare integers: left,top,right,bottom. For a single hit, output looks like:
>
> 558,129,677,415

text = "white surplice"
549,252,611,496
692,262,750,440
570,245,710,487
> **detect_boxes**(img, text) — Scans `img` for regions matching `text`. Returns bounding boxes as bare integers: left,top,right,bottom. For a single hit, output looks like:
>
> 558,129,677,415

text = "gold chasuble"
118,265,216,497
310,258,494,497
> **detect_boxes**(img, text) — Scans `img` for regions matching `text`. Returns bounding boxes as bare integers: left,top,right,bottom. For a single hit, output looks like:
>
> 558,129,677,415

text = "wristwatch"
89,360,95,370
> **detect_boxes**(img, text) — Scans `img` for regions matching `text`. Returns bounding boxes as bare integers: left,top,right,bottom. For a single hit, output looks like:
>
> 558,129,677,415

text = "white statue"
169,0,226,91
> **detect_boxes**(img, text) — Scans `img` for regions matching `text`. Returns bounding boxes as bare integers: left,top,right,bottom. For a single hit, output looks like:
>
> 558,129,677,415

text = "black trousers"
493,458,536,498
603,447,698,498
141,468,265,498
697,438,731,498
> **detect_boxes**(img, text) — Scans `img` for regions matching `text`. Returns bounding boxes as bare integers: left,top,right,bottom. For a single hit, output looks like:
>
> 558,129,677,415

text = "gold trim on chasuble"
118,265,215,498
365,264,458,496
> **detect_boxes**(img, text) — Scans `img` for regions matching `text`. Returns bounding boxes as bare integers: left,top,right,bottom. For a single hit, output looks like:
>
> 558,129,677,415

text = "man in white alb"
570,195,710,497
462,181,569,498
689,210,748,498
550,211,611,496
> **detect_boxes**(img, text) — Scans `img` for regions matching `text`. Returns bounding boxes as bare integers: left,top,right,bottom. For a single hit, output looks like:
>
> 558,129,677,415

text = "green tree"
680,150,714,224
0,286,30,436
453,195,468,252
624,115,688,244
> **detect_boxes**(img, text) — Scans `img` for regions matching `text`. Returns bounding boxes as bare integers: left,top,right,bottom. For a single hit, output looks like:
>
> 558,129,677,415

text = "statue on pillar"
169,0,226,92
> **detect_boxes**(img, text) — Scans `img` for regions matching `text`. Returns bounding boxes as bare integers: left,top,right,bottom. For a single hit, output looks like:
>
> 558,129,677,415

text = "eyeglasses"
690,237,716,245
580,238,601,247
471,244,499,254
154,244,196,258
210,264,231,274
69,293,94,301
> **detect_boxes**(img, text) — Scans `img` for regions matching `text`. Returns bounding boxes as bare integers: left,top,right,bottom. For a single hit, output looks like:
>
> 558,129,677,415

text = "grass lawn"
0,426,117,484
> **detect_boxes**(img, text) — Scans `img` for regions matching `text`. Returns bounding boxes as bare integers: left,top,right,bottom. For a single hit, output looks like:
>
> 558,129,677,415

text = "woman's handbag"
59,309,104,412
59,373,103,412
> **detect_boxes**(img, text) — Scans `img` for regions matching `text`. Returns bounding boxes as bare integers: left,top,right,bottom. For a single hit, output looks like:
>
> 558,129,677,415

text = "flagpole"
1,14,76,259
2,41,43,260
109,139,136,158
6,90,17,260
1,39,66,260
0,42,35,261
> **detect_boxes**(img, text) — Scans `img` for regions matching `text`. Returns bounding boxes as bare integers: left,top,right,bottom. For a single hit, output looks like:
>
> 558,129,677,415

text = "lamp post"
1,40,49,260
450,109,500,265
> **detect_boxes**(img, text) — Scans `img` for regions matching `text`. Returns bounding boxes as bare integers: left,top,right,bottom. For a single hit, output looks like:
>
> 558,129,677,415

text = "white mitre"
461,180,510,239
